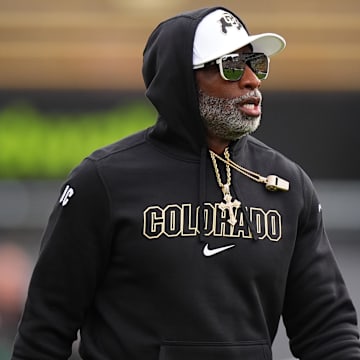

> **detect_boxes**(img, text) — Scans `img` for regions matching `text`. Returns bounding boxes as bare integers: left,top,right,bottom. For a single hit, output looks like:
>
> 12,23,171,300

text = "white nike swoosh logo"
203,243,235,257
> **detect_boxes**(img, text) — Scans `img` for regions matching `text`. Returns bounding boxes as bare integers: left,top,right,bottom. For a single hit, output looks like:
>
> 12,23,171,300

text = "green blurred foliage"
0,103,156,179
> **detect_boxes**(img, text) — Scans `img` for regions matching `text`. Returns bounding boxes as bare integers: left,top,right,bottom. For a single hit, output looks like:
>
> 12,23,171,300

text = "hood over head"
142,7,285,158
143,7,214,157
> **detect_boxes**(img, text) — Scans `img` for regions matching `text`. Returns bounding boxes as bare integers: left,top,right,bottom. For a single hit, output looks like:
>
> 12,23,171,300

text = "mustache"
231,89,262,104
198,89,262,106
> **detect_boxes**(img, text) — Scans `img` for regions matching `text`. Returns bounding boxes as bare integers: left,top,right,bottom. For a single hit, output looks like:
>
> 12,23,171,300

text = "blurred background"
0,0,359,359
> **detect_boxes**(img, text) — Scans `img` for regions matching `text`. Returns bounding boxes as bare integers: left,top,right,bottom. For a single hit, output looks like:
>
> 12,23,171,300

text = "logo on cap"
219,13,242,34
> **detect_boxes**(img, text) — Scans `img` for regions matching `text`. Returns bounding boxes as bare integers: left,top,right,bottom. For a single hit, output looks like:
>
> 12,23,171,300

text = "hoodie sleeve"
11,158,113,359
282,171,360,359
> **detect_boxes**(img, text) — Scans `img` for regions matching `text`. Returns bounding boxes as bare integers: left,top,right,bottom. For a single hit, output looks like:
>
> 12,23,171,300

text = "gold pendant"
218,184,241,226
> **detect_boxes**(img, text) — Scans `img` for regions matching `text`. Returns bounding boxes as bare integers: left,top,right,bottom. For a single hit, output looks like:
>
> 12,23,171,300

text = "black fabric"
159,341,271,360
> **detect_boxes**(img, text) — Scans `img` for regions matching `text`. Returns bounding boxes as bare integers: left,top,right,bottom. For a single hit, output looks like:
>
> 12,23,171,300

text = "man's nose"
239,65,261,89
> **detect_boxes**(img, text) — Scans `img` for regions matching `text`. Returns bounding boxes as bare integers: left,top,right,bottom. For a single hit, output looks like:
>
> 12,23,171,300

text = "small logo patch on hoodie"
59,184,75,207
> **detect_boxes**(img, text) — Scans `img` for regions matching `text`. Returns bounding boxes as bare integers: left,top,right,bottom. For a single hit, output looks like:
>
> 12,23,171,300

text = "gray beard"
198,89,262,141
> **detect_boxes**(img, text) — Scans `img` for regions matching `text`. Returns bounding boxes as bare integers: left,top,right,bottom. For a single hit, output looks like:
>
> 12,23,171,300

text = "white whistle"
265,175,290,192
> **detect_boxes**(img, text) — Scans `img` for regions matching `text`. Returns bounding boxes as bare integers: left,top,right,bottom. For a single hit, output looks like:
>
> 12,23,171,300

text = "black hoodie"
12,6,360,360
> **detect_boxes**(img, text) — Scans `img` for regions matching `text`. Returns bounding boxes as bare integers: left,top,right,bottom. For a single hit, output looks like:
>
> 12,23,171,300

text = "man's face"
195,46,263,141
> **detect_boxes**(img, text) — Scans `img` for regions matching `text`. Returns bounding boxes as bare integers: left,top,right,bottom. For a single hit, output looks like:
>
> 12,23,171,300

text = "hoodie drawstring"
198,146,208,244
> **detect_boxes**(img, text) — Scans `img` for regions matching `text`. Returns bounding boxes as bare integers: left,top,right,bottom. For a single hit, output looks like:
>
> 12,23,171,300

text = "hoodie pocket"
159,340,271,360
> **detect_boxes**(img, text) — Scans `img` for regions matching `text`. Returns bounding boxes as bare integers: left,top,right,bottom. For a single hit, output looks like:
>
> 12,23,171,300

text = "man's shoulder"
63,129,151,186
247,135,294,163
246,135,304,178
88,129,149,162
246,135,279,152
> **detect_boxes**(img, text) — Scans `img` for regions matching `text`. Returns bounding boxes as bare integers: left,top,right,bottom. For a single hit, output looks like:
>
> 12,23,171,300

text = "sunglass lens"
221,55,244,81
221,53,268,81
247,54,269,80
222,67,245,81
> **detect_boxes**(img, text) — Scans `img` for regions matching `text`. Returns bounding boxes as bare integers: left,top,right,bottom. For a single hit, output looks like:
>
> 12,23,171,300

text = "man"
12,6,360,359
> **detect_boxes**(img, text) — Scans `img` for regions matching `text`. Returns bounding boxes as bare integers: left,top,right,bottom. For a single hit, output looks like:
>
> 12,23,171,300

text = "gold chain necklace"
209,147,231,193
209,147,241,227
209,148,290,192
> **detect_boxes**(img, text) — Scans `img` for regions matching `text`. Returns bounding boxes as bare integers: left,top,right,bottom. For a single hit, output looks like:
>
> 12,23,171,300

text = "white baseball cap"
193,9,286,68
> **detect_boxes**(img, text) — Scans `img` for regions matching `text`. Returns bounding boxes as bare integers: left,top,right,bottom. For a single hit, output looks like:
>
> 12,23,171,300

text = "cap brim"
247,33,286,56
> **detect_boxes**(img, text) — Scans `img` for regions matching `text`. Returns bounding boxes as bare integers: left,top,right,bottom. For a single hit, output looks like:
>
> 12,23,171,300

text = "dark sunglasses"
201,52,270,81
